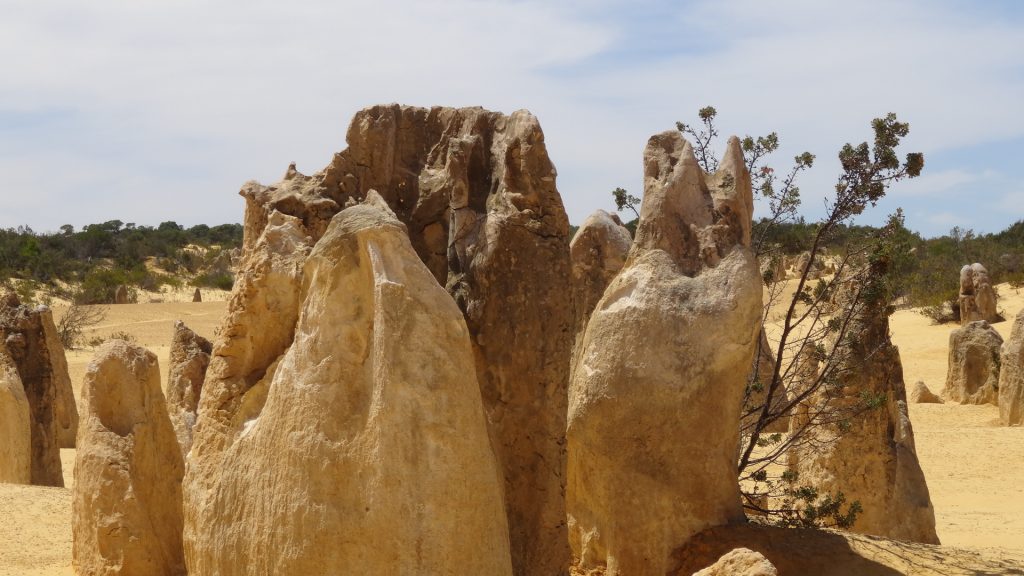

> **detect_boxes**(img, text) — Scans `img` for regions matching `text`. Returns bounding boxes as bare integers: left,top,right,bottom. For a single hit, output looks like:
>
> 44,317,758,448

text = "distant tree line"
0,220,243,304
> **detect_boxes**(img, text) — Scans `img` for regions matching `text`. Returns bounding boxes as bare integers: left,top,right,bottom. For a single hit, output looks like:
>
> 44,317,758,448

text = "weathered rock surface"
0,341,31,484
0,297,66,486
114,284,130,304
788,269,939,544
759,254,786,284
73,341,185,576
570,209,631,336
186,104,572,575
671,524,1024,576
165,321,211,456
567,134,762,575
910,381,942,404
959,263,999,324
39,309,78,448
999,309,1024,426
691,548,777,576
192,288,202,303
943,320,1003,405
184,196,513,575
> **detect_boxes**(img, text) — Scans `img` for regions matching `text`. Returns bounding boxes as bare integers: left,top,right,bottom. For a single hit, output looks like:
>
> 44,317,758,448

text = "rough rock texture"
692,548,777,576
184,196,513,575
959,263,999,324
73,341,185,576
910,381,942,404
570,210,631,337
185,105,572,576
671,524,1024,576
567,134,762,575
165,321,211,456
743,329,790,434
788,274,939,544
759,255,786,284
999,309,1024,426
192,288,202,303
795,252,825,280
39,309,78,448
943,320,1003,405
114,285,130,304
0,341,31,484
0,298,65,486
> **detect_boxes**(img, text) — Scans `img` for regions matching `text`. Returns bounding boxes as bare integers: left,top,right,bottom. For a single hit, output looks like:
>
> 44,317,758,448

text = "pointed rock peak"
363,189,398,218
633,132,711,273
710,136,754,247
283,162,298,180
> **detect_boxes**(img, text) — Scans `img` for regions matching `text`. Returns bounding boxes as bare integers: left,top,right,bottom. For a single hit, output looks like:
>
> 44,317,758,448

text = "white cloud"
1,0,1023,235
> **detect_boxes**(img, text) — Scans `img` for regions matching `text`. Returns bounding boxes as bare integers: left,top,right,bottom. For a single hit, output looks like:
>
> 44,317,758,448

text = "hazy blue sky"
2,0,1023,236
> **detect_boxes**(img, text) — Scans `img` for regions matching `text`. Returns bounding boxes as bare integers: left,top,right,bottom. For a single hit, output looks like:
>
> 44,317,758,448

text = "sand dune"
1,286,1022,575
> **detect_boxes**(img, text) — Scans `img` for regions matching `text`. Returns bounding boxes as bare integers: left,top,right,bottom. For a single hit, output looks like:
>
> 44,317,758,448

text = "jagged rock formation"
39,309,78,448
959,263,999,324
788,268,939,544
943,320,1003,405
567,134,762,575
0,297,66,486
165,321,212,456
910,381,942,404
759,254,786,284
692,548,778,576
185,104,572,576
73,341,185,576
192,288,202,303
570,209,631,336
743,329,790,434
114,284,130,304
0,341,31,484
999,309,1024,426
184,195,513,575
795,252,826,280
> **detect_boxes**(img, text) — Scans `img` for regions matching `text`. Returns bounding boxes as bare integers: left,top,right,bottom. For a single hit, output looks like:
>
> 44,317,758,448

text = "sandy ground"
1,285,1023,574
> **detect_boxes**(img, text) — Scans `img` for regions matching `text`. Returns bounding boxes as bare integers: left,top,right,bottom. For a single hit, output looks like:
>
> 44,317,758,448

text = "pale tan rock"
0,298,64,486
999,309,1024,426
184,195,513,575
788,274,939,544
692,548,777,576
0,341,30,484
959,263,999,324
568,134,762,575
165,321,211,456
570,209,632,336
910,381,942,404
114,284,130,304
73,340,185,576
39,308,78,448
758,254,786,284
943,320,1002,405
189,105,573,575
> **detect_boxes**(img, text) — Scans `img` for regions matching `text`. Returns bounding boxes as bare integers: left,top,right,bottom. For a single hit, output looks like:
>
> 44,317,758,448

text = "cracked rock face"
567,133,762,575
959,263,999,324
943,320,1003,405
185,195,513,575
0,297,74,486
186,105,569,574
164,321,212,456
999,309,1024,426
73,341,185,576
789,277,939,544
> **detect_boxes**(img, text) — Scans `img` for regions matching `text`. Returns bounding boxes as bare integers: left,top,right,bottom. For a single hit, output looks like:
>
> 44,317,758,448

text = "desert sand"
1,285,1022,575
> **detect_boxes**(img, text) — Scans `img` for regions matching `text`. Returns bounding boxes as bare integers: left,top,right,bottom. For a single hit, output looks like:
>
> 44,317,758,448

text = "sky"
2,0,1023,237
